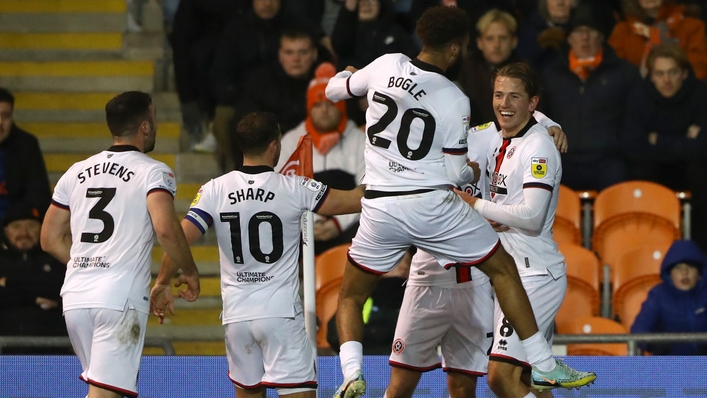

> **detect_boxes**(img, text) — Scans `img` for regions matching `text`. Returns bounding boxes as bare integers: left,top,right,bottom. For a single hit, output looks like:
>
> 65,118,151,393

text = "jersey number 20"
367,91,436,160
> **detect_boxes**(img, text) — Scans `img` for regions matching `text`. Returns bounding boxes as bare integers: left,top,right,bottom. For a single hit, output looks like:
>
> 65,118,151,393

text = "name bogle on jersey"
387,76,427,101
77,161,135,183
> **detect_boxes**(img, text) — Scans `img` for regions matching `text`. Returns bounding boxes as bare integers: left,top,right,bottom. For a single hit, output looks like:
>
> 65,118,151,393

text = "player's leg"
235,386,265,398
385,367,423,398
487,361,530,398
87,386,123,398
446,372,478,398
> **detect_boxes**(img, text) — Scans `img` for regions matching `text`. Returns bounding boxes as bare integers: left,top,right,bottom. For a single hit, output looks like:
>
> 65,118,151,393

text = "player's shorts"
389,282,494,375
225,310,317,391
489,273,567,368
349,189,500,273
64,303,148,397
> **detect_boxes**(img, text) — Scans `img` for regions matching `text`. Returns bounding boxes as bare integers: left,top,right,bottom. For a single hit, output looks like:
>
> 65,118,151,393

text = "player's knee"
478,246,517,280
486,369,510,395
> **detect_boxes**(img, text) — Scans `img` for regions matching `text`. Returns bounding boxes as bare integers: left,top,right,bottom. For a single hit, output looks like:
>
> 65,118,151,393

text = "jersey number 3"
81,187,116,243
367,91,436,160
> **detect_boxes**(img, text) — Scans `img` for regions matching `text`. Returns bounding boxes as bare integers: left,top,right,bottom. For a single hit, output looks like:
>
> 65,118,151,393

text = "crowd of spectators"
165,0,707,252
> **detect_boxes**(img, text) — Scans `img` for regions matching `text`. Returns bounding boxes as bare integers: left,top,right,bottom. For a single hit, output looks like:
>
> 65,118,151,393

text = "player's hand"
547,126,568,153
149,283,175,325
35,297,58,310
453,187,478,208
344,66,358,74
648,132,658,145
467,160,481,184
314,219,341,241
487,219,509,232
175,271,200,302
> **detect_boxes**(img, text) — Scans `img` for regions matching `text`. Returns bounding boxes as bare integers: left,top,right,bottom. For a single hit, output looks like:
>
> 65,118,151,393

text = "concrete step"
0,60,155,92
30,121,179,153
151,245,220,273
0,33,166,61
0,0,126,13
13,91,180,122
0,32,123,50
150,276,221,298
145,325,225,342
147,308,222,327
0,13,124,33
46,152,220,183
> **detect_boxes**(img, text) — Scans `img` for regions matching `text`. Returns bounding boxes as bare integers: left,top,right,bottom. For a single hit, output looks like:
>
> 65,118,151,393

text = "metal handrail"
554,332,707,355
0,336,176,355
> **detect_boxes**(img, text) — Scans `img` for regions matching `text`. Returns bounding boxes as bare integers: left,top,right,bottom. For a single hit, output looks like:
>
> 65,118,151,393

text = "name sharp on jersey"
228,188,276,204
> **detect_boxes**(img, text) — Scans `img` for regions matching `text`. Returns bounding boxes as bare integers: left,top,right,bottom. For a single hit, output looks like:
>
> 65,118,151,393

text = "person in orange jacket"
608,0,707,79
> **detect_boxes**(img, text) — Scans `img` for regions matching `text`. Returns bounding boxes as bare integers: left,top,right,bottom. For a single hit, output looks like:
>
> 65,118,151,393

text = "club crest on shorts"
392,338,405,354
531,158,547,179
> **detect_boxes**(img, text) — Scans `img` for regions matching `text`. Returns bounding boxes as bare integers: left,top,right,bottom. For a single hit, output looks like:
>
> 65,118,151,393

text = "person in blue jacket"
631,239,707,355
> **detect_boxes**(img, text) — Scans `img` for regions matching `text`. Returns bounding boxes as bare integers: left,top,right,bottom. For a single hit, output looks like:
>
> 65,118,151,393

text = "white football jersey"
486,120,565,277
52,146,177,314
185,166,329,324
327,53,470,190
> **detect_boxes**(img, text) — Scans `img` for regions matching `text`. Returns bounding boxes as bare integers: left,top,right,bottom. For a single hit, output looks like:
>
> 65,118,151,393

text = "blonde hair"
476,8,517,36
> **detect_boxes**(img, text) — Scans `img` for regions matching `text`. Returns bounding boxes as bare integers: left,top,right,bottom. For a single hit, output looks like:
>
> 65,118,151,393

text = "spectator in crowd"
541,3,640,191
331,0,418,125
623,44,707,251
457,8,520,126
410,0,535,32
277,63,366,255
0,87,51,225
631,239,707,355
608,0,707,79
326,249,412,355
0,202,67,354
207,0,323,169
230,27,320,169
170,0,245,151
516,0,576,71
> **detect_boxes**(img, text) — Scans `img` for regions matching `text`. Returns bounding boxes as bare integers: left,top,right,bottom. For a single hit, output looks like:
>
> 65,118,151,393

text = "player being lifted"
325,6,596,398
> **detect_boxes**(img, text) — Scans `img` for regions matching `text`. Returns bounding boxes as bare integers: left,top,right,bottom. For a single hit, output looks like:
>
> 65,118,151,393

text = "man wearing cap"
540,3,640,192
277,62,366,255
0,87,52,225
0,201,67,353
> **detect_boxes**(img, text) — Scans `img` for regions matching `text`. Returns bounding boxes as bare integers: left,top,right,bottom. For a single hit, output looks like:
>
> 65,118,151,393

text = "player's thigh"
441,283,493,375
348,196,411,274
226,321,265,388
253,313,317,388
387,366,423,398
407,191,500,267
87,307,147,396
447,371,479,398
489,273,567,365
390,286,452,370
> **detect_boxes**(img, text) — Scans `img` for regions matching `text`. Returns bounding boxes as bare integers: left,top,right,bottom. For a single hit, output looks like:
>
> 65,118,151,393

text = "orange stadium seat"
592,181,680,270
558,316,628,356
315,243,350,294
316,284,340,349
613,276,661,330
612,243,669,297
554,185,582,245
555,243,601,331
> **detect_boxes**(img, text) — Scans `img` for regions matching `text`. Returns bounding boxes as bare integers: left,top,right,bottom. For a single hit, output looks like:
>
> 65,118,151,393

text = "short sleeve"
146,164,177,197
521,134,558,191
294,176,330,213
51,166,74,209
441,96,471,156
185,180,216,235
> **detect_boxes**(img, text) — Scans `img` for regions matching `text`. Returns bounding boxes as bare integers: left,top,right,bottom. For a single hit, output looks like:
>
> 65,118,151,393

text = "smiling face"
5,219,41,252
493,75,538,137
670,262,701,291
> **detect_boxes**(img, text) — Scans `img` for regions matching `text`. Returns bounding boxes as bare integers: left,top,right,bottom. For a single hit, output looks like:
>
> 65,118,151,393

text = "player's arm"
316,185,365,216
464,187,552,233
40,204,72,264
147,191,200,320
445,153,478,186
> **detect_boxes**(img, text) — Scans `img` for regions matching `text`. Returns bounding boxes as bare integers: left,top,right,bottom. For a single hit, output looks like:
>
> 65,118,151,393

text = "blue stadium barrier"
1,355,706,397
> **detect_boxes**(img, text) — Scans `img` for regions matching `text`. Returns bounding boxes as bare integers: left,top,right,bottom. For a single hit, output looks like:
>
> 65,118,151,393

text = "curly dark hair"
415,6,470,50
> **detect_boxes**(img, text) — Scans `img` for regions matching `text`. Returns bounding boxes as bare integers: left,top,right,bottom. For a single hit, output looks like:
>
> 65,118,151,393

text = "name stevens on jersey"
236,271,274,283
228,187,275,204
387,76,426,100
77,162,134,184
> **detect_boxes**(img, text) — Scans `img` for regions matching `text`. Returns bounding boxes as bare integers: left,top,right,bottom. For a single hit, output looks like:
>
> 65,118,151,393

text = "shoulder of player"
518,128,559,157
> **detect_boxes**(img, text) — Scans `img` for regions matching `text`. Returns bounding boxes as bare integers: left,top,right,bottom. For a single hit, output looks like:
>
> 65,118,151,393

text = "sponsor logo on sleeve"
531,158,547,179
162,171,176,192
462,115,471,133
305,179,323,192
190,188,203,207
